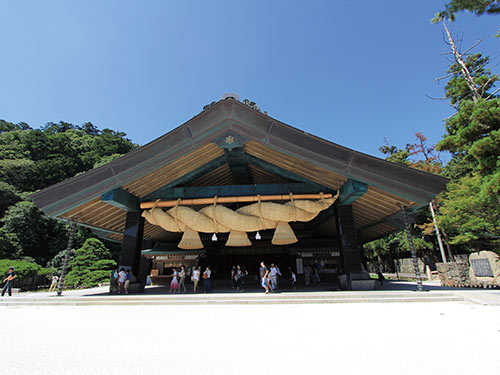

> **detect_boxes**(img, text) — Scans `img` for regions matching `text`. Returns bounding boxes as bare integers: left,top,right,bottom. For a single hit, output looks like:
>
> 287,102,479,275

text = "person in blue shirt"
1,267,17,297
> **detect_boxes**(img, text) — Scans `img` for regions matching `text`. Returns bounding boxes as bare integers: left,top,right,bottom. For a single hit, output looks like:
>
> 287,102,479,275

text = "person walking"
270,264,278,290
235,265,248,291
192,266,201,293
304,265,311,287
124,269,131,294
170,268,179,293
290,271,297,290
178,266,187,293
48,274,59,292
203,266,212,293
109,268,119,294
259,262,271,294
275,264,282,289
118,268,127,294
231,265,237,290
1,267,17,297
377,266,385,285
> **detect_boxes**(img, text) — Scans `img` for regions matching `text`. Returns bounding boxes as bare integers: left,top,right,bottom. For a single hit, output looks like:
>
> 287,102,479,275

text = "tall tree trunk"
442,21,481,102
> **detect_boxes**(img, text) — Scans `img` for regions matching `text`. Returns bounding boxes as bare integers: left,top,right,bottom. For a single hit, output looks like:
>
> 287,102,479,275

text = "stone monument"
469,251,500,286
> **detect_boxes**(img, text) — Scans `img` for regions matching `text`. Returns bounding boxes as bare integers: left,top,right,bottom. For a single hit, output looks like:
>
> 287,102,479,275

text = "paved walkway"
1,301,499,374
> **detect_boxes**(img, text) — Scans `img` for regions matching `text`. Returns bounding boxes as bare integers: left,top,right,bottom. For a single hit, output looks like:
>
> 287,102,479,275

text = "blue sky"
1,1,498,160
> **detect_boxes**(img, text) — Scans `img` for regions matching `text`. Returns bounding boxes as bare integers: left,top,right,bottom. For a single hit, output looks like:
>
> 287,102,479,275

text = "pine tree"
65,238,116,288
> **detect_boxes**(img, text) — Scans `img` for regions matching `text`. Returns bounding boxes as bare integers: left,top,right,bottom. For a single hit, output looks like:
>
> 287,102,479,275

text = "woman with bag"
203,266,212,293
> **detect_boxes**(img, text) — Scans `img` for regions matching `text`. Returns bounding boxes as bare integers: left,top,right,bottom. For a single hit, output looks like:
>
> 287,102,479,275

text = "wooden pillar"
119,211,149,292
335,202,368,289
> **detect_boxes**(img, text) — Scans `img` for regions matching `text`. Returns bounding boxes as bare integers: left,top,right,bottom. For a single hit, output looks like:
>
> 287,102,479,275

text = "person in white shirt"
191,266,201,293
48,275,59,292
118,268,127,294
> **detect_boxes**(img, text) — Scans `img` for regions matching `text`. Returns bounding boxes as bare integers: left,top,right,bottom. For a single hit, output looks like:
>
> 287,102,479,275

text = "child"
290,271,297,290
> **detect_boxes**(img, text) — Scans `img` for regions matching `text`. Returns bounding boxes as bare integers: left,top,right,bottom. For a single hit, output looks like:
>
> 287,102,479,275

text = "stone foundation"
436,262,470,287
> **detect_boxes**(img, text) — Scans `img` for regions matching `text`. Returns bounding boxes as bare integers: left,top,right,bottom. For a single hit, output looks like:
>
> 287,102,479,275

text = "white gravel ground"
1,302,499,375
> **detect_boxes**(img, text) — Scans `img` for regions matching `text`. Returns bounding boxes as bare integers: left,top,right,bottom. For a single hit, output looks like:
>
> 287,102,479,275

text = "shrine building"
30,95,448,290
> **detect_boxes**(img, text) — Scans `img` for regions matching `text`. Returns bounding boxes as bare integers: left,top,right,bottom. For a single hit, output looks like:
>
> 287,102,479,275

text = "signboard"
471,258,494,277
155,255,199,261
296,258,304,274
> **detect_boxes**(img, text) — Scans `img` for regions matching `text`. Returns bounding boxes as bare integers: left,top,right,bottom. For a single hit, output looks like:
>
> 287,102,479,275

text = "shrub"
64,238,116,288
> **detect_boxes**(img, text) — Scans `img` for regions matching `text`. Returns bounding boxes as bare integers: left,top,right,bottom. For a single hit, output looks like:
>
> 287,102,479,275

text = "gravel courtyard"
1,302,499,375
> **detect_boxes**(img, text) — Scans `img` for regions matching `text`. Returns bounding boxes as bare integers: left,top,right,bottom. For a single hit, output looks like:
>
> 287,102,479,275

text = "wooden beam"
101,188,140,212
142,155,227,201
246,154,331,191
141,192,334,209
338,179,368,205
144,182,327,201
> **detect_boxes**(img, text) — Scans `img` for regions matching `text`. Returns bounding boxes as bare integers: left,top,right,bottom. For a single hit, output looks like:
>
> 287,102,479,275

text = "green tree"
434,0,500,22
2,200,69,264
432,20,500,247
64,238,116,288
0,227,22,259
439,174,500,247
0,181,21,217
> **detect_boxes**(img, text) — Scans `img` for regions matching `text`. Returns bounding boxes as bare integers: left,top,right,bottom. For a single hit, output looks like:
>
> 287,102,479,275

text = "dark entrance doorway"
201,241,295,285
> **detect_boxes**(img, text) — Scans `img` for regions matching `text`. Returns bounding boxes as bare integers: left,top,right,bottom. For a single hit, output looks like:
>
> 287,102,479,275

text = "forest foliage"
0,120,136,286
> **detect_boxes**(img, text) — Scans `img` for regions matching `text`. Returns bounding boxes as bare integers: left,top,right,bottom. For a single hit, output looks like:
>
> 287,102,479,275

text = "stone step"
0,291,459,302
0,294,464,306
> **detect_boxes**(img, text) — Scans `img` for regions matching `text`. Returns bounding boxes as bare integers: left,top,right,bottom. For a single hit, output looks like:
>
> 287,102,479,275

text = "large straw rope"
142,193,339,249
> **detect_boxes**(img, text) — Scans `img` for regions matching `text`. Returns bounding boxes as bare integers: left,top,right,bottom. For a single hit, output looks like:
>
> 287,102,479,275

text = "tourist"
170,268,179,293
290,271,297,290
276,264,282,288
312,268,320,286
377,267,385,285
235,265,248,291
266,272,273,292
118,268,127,294
178,266,187,293
124,269,131,294
48,274,59,292
270,263,278,290
231,265,237,290
109,268,118,294
203,266,212,293
1,267,16,297
192,266,201,293
259,261,267,284
304,265,311,287
259,262,271,294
